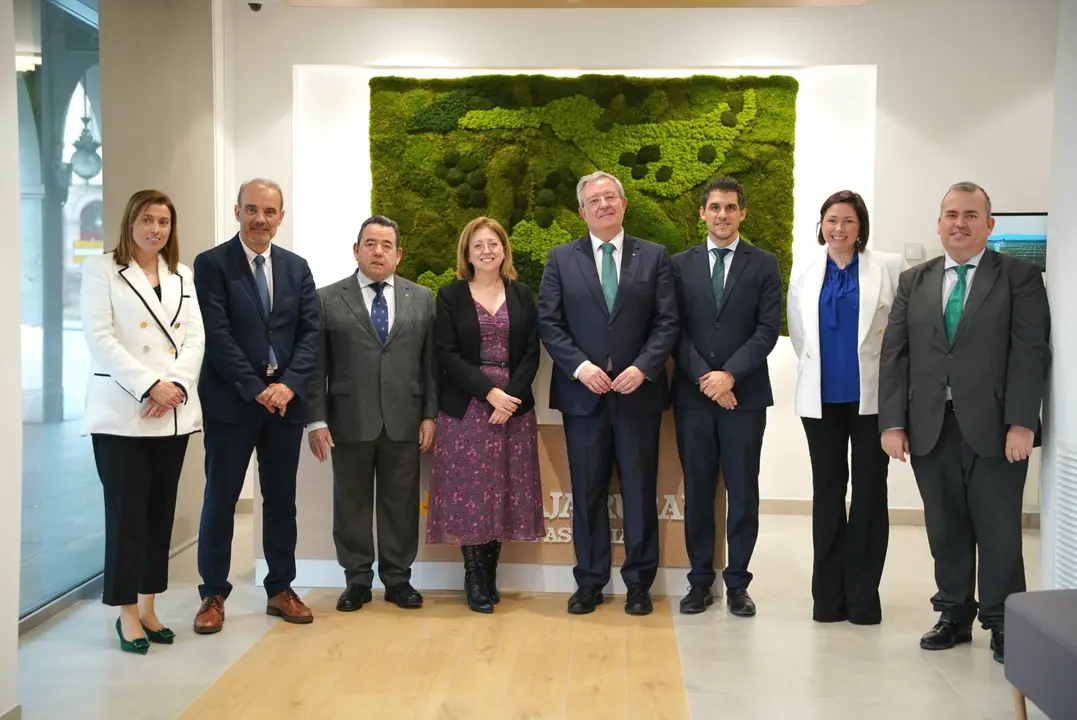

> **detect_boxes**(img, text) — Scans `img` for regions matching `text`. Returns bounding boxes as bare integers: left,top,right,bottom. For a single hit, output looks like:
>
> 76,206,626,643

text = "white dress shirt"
356,268,397,331
942,247,985,401
708,235,740,283
574,231,626,379
240,240,273,309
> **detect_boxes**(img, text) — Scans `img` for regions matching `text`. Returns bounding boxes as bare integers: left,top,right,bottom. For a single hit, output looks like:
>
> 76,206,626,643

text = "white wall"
225,0,1058,510
1,0,24,713
1041,0,1077,588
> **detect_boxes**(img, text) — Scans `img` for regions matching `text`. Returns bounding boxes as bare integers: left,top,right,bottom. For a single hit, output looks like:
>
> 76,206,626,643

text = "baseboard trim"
0,704,21,720
760,499,1040,529
259,559,706,598
236,497,253,514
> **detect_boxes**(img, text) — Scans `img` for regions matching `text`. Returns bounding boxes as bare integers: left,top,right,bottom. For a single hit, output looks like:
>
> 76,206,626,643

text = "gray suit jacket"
878,249,1050,458
306,273,437,443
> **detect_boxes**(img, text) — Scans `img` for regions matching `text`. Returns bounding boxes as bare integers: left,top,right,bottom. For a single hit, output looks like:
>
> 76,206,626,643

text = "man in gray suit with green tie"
306,216,438,612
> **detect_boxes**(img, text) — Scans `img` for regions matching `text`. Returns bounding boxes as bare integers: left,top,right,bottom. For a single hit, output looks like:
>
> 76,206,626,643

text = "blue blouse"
818,254,860,405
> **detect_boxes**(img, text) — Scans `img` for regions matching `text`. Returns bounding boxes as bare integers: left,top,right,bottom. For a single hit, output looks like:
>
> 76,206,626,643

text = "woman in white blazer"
787,190,906,626
80,189,204,654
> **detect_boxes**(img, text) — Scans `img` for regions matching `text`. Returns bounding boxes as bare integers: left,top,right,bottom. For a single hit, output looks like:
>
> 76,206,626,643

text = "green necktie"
600,243,618,311
944,264,970,343
711,247,732,307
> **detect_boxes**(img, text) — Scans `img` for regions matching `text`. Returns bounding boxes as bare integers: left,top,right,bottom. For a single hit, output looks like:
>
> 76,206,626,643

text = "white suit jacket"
80,252,205,436
787,247,906,419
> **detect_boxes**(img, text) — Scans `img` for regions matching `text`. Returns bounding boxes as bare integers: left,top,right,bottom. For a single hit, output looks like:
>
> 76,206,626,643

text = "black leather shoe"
567,586,604,615
679,585,714,615
919,619,973,650
384,581,423,609
462,545,493,614
625,585,653,616
727,588,756,617
336,584,372,612
990,629,1005,664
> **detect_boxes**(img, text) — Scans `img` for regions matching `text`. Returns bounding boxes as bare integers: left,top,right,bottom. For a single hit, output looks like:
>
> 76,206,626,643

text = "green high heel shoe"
141,623,175,645
115,618,149,655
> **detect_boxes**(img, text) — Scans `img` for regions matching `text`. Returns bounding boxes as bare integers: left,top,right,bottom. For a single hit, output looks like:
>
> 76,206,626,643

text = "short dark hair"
817,190,871,252
357,215,401,248
700,176,746,210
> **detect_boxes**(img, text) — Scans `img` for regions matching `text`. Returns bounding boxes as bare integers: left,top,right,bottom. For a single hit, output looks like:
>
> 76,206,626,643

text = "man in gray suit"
879,182,1050,664
306,215,438,611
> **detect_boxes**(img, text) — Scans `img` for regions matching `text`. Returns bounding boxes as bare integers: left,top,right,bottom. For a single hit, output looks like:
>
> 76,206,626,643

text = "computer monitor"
988,212,1047,270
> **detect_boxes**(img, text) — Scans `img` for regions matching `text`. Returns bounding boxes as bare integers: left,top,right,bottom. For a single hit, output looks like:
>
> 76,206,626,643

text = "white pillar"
1041,0,1077,589
0,0,26,714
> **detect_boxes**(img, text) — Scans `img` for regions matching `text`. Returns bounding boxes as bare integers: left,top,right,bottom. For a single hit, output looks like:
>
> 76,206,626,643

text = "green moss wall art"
369,73,797,330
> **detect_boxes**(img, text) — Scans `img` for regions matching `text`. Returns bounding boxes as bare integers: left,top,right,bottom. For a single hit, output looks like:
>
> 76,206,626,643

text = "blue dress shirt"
818,254,860,405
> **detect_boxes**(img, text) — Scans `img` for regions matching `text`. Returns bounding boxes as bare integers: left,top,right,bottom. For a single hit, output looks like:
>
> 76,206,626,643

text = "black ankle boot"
485,541,501,604
461,545,493,614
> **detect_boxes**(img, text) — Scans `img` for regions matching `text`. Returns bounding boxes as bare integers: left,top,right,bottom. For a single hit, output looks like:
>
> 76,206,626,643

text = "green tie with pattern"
944,264,969,343
711,247,733,307
600,243,617,311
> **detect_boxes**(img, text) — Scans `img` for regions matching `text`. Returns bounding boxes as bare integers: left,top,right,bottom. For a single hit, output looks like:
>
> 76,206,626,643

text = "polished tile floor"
17,515,1046,719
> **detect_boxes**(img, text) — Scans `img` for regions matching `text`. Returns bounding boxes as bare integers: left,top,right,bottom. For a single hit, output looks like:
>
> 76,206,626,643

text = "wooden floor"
178,590,690,720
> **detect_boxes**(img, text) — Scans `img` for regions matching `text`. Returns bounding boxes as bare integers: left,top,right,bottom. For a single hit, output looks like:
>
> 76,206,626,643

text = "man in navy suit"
191,179,321,633
538,171,679,616
671,176,781,617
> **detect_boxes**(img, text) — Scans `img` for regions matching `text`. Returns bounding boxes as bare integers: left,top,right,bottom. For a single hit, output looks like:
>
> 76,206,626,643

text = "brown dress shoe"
193,596,225,635
266,589,314,624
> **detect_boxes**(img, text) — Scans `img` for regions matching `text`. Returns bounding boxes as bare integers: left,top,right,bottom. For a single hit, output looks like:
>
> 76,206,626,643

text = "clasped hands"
578,363,646,395
487,388,520,425
256,383,295,417
141,381,185,419
699,370,737,409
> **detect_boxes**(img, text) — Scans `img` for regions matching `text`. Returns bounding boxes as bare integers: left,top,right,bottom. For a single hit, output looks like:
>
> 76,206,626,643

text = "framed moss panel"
369,73,797,332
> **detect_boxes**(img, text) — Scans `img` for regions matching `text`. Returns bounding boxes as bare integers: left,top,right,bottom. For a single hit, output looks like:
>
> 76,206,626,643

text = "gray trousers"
911,408,1028,630
330,431,420,588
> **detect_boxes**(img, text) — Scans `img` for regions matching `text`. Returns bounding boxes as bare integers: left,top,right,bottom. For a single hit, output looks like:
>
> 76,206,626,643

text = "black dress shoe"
625,585,653,616
384,581,423,609
679,585,714,615
567,586,604,615
990,629,1005,664
919,619,973,650
336,584,372,612
727,588,756,617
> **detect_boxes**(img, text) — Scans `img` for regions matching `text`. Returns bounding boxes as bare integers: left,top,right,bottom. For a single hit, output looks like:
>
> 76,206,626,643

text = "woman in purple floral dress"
428,217,543,613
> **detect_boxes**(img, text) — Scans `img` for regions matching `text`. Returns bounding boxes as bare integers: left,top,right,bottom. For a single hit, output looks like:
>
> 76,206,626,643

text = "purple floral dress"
427,301,544,545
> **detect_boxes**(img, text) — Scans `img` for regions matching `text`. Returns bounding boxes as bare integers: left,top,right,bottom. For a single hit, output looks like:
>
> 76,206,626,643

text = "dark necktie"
599,243,618,311
711,247,733,307
370,281,389,344
253,255,277,367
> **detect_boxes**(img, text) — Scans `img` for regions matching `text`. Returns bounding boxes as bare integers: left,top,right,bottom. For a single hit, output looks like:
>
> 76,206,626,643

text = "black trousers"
911,409,1027,631
801,403,890,623
91,433,190,607
330,431,420,588
198,413,302,600
562,395,661,589
675,403,766,590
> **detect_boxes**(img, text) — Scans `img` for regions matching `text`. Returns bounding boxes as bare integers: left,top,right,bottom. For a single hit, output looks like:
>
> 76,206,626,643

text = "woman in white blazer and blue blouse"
787,190,906,626
81,189,204,654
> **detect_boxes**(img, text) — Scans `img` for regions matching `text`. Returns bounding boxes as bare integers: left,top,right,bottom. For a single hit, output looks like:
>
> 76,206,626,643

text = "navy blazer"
670,240,782,410
193,235,321,424
537,234,679,417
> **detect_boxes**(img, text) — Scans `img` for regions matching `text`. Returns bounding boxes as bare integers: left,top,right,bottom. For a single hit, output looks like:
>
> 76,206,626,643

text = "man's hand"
308,428,335,462
577,363,612,395
881,429,910,462
715,391,737,410
699,371,734,401
487,388,521,416
419,419,436,453
141,399,171,419
1006,425,1035,464
149,381,184,409
255,387,276,413
611,366,645,394
489,408,512,425
265,383,295,414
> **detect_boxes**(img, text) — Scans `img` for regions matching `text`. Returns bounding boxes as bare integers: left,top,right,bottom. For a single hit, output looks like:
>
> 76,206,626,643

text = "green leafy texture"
370,74,797,330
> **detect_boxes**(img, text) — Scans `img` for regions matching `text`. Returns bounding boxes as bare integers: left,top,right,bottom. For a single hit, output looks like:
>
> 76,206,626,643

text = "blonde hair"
456,217,518,281
113,189,180,274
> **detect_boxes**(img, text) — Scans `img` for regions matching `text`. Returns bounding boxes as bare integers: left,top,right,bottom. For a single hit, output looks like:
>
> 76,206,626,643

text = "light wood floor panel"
178,590,688,720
